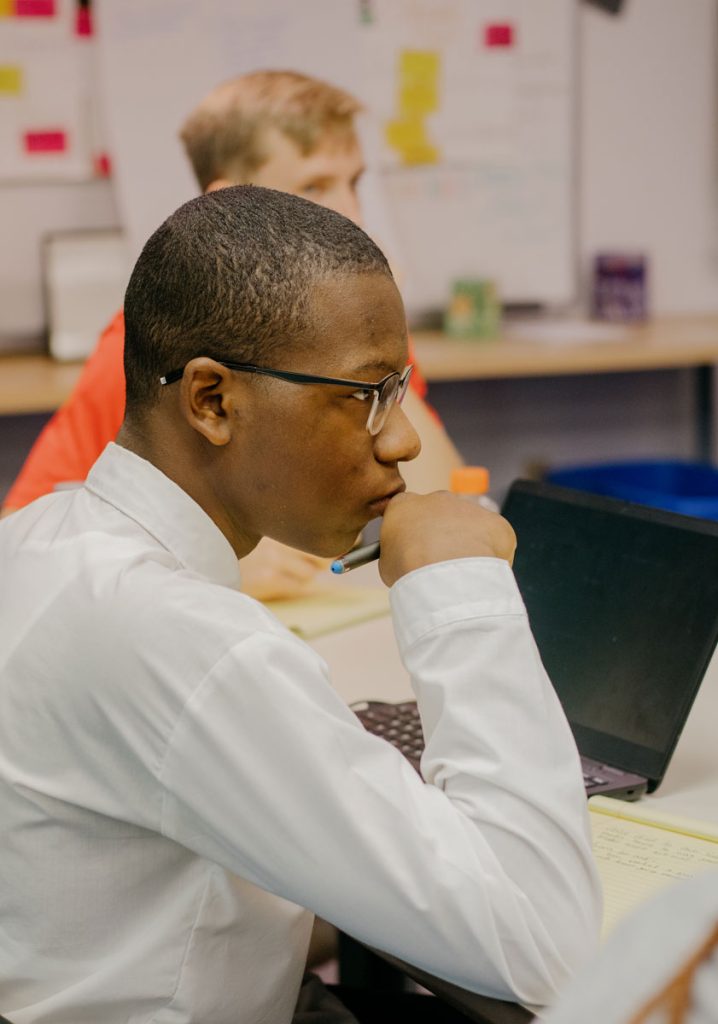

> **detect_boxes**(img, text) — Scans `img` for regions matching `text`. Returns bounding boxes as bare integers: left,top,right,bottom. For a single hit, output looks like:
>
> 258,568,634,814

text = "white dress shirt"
0,443,601,1023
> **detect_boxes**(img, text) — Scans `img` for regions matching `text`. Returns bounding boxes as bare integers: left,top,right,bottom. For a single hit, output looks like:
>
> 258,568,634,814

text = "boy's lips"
367,483,405,516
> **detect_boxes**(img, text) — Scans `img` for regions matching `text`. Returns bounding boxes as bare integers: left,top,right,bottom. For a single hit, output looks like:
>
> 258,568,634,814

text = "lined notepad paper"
589,796,718,938
265,586,390,640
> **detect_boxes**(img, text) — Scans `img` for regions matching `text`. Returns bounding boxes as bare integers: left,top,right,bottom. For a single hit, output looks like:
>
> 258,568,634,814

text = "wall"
438,0,718,497
1,0,717,501
0,178,118,350
579,0,718,314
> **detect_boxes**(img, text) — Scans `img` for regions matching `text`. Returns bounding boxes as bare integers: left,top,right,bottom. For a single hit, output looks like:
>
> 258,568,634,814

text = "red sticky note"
14,0,56,15
24,129,67,153
484,23,514,48
93,151,112,177
75,5,92,35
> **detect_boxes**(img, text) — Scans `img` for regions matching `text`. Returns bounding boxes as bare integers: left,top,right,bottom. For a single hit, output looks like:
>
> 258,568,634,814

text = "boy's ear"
178,357,239,446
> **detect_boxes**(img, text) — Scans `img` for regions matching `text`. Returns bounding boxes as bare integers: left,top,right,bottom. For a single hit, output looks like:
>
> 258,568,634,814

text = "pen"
330,541,380,574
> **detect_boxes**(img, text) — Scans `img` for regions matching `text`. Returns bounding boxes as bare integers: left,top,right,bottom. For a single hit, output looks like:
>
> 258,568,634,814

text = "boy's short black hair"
123,184,392,413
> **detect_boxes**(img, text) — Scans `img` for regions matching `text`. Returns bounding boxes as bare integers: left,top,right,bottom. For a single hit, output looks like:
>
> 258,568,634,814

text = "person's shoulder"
88,309,126,366
68,542,307,708
109,553,298,651
100,308,125,344
68,308,125,402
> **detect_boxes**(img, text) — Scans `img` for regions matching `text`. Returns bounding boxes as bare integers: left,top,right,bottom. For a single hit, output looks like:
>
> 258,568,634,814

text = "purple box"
592,252,648,322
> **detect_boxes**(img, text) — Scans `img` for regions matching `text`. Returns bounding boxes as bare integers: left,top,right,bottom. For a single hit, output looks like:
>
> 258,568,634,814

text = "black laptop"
354,479,718,801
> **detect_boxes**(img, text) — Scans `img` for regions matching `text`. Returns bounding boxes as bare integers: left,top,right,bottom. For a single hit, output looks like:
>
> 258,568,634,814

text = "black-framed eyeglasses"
159,360,414,436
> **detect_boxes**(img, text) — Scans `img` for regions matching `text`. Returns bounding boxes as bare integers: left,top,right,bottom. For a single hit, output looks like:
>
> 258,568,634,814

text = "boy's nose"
373,402,421,466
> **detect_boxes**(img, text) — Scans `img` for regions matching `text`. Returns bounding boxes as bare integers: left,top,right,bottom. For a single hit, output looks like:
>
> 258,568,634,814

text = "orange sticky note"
0,0,13,16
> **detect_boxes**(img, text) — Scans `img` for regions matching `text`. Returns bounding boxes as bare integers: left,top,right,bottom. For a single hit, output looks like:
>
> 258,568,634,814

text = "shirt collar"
85,443,242,590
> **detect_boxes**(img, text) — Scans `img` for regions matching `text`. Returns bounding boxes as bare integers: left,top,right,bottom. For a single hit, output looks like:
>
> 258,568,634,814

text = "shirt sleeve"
157,558,602,1007
2,312,126,511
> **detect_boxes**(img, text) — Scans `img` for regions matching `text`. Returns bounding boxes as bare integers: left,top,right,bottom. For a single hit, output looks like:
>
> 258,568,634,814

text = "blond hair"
179,70,363,191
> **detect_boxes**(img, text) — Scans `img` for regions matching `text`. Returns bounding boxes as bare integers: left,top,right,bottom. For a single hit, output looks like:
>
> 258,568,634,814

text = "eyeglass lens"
368,373,404,436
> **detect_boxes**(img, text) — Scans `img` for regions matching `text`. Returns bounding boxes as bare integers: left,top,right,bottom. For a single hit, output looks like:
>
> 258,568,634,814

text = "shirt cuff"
389,557,526,655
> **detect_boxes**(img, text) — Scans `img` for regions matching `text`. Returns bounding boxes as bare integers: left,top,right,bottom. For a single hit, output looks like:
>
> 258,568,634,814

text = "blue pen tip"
330,561,343,574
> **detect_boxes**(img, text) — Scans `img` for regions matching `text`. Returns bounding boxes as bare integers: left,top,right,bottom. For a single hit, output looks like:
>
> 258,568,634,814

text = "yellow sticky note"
399,50,440,114
0,0,13,17
400,50,440,78
385,49,441,165
385,118,439,166
399,82,438,116
385,117,426,149
0,65,23,94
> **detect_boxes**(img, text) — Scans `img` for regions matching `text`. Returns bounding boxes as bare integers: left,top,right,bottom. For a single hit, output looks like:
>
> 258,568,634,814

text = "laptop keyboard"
579,754,646,798
353,699,645,799
351,700,425,773
581,758,611,788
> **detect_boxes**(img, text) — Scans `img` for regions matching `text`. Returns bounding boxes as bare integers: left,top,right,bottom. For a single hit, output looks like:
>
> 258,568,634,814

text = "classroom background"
1,0,717,503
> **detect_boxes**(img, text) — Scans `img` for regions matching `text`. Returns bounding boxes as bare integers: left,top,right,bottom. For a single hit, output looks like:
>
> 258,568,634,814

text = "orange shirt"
4,311,432,511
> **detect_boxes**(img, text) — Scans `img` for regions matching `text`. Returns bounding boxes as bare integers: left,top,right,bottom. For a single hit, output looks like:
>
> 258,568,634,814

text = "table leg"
695,364,714,463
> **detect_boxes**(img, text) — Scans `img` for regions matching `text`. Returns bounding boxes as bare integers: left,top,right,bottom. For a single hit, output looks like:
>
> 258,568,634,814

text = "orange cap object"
450,466,490,495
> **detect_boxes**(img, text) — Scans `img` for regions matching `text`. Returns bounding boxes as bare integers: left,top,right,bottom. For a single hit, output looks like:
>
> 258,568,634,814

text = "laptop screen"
502,480,718,787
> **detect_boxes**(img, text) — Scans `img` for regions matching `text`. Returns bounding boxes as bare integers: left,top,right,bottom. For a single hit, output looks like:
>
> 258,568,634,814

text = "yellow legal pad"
589,795,718,938
265,586,390,640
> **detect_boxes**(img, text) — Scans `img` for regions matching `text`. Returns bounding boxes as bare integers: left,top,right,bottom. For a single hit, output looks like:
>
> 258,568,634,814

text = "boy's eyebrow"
349,359,403,378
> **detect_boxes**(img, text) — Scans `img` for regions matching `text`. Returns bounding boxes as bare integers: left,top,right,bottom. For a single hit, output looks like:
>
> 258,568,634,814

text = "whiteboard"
0,0,98,182
95,0,576,315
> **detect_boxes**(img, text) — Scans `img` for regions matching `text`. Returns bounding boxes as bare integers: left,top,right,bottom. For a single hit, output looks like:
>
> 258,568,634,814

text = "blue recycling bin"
546,460,718,520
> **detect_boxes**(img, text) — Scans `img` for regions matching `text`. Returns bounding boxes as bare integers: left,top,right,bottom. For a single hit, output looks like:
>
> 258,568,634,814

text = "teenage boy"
3,71,462,601
0,185,600,1023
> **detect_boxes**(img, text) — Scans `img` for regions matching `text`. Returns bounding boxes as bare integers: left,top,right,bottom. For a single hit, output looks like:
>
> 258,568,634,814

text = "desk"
3,315,718,453
0,354,84,416
412,316,718,382
412,315,718,461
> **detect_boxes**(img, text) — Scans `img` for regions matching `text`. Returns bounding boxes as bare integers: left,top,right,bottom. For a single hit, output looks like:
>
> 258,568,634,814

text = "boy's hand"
378,491,516,587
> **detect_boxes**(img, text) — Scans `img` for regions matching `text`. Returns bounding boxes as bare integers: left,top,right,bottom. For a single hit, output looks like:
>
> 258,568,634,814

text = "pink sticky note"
484,23,515,47
93,151,112,177
14,0,56,15
24,129,67,153
75,6,92,35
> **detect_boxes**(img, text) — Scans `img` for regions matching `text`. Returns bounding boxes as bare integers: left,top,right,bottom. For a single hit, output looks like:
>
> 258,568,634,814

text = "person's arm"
2,312,127,513
149,493,601,1006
